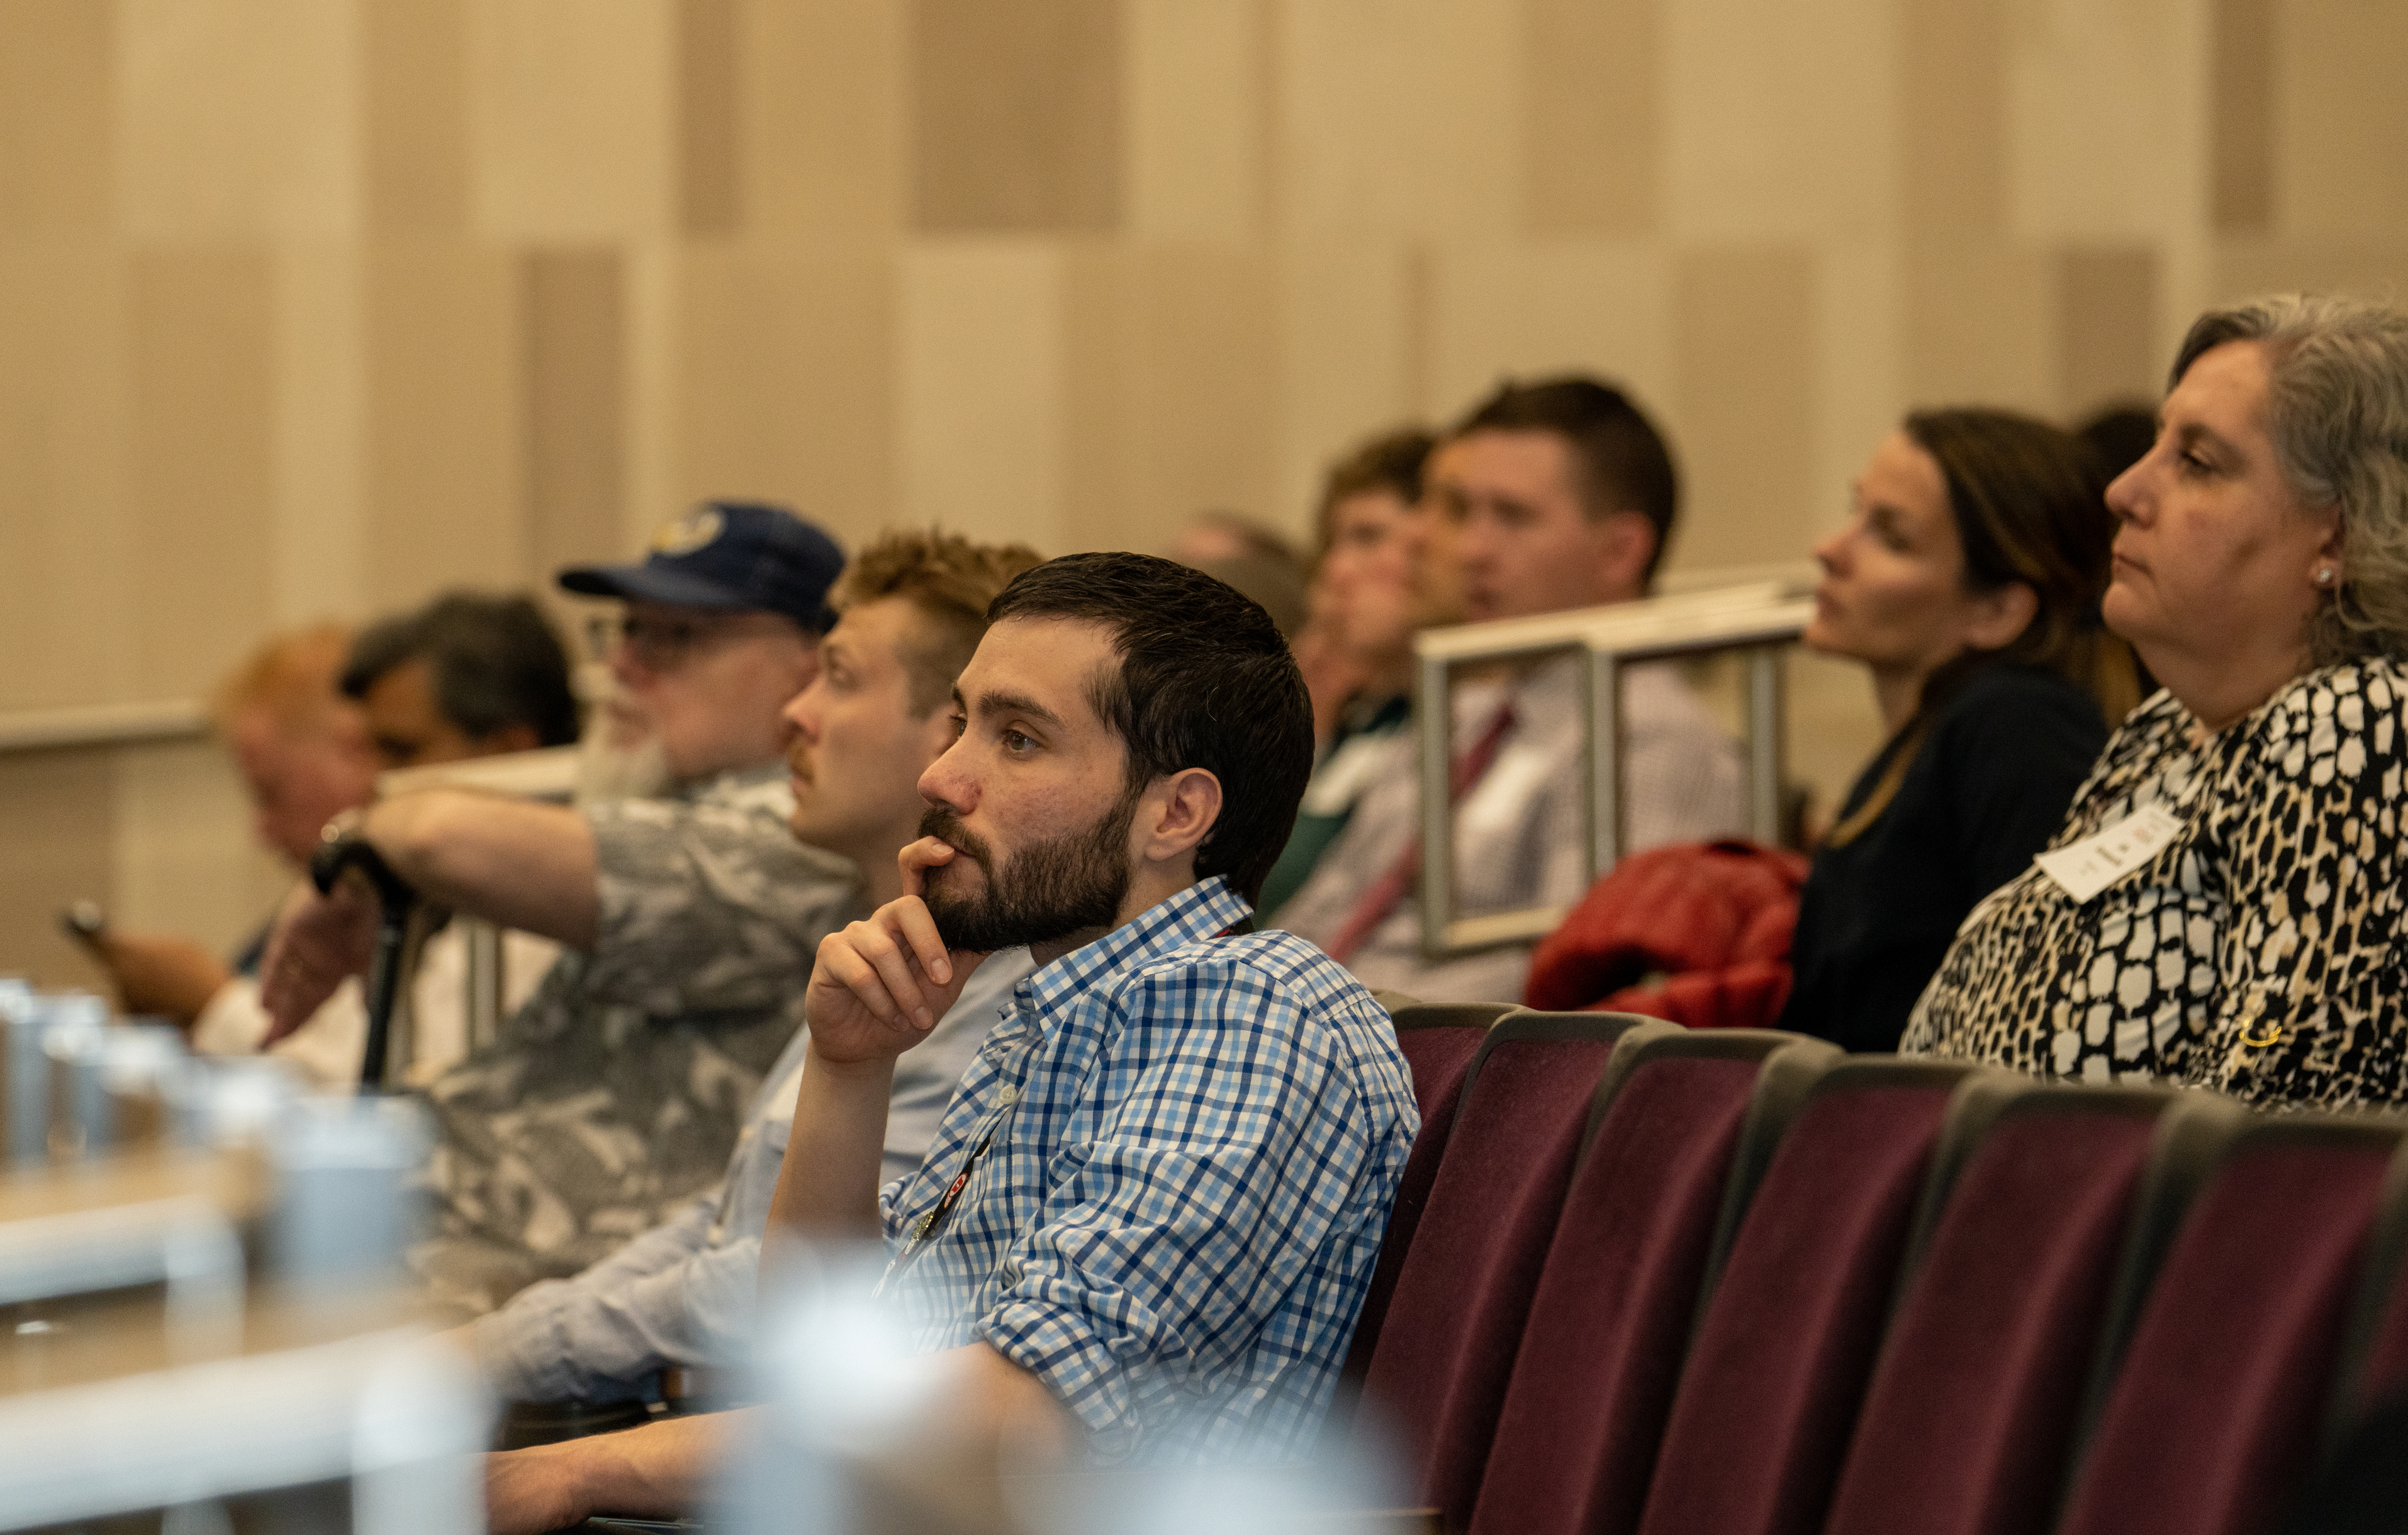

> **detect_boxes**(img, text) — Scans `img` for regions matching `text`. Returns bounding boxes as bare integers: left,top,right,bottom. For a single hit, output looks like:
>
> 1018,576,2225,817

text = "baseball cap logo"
651,505,725,556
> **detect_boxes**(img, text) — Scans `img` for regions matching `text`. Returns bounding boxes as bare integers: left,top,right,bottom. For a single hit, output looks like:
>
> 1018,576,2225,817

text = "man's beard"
918,787,1140,953
574,687,676,806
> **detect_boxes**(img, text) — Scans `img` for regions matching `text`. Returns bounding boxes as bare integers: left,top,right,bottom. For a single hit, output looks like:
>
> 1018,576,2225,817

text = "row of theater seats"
1336,1003,2408,1535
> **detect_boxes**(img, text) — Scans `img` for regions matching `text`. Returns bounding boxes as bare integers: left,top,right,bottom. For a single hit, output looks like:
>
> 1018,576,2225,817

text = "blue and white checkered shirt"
877,876,1418,1463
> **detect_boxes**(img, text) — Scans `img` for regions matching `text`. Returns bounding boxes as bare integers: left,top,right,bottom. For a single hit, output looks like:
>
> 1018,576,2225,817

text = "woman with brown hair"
1778,409,2139,1051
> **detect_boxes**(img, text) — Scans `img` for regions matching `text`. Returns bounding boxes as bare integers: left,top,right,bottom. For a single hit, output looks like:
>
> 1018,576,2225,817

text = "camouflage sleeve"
580,779,864,1016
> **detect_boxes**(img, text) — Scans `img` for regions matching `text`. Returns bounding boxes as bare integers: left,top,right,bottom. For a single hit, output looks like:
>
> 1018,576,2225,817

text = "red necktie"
1323,703,1517,965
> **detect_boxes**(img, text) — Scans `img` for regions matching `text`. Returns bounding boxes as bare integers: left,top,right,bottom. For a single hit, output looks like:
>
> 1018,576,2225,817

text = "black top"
1777,663,2107,1053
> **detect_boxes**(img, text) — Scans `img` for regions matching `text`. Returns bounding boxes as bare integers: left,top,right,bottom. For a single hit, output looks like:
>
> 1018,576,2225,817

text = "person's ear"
1133,767,1223,869
1963,580,2039,652
1595,511,1658,600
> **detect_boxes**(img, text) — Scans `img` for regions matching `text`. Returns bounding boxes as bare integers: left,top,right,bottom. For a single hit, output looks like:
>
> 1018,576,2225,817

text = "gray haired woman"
1904,294,2408,1108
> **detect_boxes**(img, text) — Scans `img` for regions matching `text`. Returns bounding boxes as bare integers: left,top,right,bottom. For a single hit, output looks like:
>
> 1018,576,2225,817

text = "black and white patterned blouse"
1901,658,2408,1109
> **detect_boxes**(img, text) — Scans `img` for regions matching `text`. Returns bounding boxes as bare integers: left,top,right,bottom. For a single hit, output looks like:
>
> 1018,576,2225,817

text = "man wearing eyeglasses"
262,501,866,1314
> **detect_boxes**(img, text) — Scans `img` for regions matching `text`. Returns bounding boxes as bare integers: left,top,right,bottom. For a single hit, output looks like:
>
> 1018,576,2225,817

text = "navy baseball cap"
557,502,845,634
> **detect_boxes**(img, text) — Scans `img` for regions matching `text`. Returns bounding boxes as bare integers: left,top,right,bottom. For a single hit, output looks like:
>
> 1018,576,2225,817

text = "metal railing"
1416,581,1814,960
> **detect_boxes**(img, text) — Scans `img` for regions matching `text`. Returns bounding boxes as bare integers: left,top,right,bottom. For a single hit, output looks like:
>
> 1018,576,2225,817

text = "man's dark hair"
1456,376,1681,585
987,553,1312,905
1315,427,1436,552
341,593,580,748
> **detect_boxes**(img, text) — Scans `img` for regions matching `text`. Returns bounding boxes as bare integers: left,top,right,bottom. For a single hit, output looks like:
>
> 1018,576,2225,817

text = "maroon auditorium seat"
1632,1058,1994,1535
2324,1140,2408,1431
2053,1115,2408,1535
1352,1011,1674,1523
1465,1030,1840,1535
1819,1086,2241,1535
1337,1002,1521,1388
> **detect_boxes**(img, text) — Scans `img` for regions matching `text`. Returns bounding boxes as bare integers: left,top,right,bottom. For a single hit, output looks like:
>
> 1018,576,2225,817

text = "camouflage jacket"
412,764,863,1315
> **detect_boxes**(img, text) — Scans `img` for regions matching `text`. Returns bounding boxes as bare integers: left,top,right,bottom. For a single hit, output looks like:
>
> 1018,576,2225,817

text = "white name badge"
2033,803,2185,904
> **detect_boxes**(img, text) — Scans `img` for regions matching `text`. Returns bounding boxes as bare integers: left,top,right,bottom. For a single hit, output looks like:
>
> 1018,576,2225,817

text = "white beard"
573,688,676,806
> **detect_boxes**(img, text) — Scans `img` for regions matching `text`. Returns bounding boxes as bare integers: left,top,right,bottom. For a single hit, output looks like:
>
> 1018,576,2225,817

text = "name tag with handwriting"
2034,804,2185,904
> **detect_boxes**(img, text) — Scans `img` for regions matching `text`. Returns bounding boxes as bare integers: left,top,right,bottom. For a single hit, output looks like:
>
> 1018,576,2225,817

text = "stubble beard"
918,786,1140,953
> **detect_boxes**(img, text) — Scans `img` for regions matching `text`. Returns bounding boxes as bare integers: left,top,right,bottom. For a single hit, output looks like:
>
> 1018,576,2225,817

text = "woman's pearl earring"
2316,567,2337,588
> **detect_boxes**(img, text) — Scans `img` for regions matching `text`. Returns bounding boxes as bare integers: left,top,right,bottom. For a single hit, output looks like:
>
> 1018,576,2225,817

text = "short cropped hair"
987,553,1312,905
831,528,1046,715
1455,376,1681,586
210,624,355,740
1315,427,1437,553
2173,294,2408,665
340,593,580,748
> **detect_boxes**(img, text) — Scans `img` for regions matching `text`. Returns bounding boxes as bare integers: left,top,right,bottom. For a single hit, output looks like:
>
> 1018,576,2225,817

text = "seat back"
1820,1085,2239,1535
1335,1003,1518,1390
1353,1012,1675,1514
1632,1057,1986,1535
1466,1031,1839,1535
2054,1114,2408,1535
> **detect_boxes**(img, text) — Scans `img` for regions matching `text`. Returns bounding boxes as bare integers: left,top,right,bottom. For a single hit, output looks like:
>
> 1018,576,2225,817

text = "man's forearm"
486,1409,749,1535
363,791,600,949
765,1051,895,1241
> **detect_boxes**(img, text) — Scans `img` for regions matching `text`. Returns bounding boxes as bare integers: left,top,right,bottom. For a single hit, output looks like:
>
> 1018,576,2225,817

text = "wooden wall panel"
365,0,469,235
129,250,276,697
525,249,628,578
364,243,523,607
0,0,112,233
911,0,1123,234
675,247,896,544
1523,0,1657,236
1671,246,1819,571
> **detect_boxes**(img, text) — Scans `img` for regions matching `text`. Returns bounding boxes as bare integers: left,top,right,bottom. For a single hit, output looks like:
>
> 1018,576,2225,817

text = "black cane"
308,833,418,1092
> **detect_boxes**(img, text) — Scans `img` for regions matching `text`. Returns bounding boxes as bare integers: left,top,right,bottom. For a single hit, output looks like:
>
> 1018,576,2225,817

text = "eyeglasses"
586,612,796,671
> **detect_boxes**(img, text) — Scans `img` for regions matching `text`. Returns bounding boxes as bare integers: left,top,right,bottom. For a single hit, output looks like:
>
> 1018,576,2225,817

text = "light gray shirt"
469,947,1037,1403
1276,656,1745,1004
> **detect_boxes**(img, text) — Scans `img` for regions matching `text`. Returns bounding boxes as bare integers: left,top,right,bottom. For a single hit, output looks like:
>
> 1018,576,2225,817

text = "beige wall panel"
740,0,903,241
1270,244,1420,540
364,243,526,608
1060,245,1279,554
115,0,359,239
2006,0,2200,241
677,0,742,233
272,246,367,622
1899,0,2006,240
1904,242,2056,413
912,0,1122,235
2279,1,2408,241
2209,241,2408,306
1275,0,1518,240
1811,241,1908,522
111,740,281,955
0,748,115,989
675,246,895,543
0,0,111,233
1669,247,1819,573
466,0,673,239
365,0,469,234
525,250,629,578
1662,0,1893,240
1523,0,1657,237
2059,247,2162,412
2209,0,2277,233
130,249,276,699
0,242,132,711
897,242,1065,551
1426,242,1673,429
1126,0,1265,242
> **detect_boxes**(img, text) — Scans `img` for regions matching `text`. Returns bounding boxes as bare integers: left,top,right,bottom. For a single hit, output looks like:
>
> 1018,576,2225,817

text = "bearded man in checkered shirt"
486,553,1420,1532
